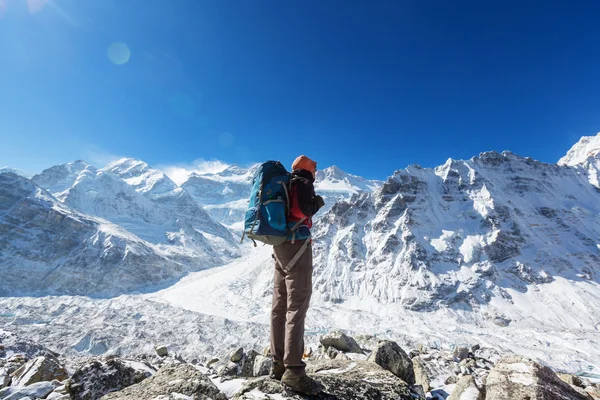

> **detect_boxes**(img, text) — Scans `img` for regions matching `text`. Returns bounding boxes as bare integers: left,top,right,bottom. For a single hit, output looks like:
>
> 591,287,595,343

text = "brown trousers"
270,240,313,372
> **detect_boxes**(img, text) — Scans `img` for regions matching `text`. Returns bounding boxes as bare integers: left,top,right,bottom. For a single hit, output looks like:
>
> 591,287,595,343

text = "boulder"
10,356,68,387
0,380,60,400
453,346,470,361
154,345,168,357
100,363,227,400
367,340,415,384
253,355,272,377
412,357,431,392
233,359,414,399
66,358,153,400
485,356,591,400
320,331,363,354
230,347,244,363
448,375,484,400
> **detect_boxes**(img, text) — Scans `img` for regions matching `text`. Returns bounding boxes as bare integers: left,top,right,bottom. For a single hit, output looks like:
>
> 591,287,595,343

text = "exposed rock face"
10,356,68,386
66,358,153,400
234,359,413,399
485,356,591,400
319,331,363,354
448,375,484,400
100,363,226,400
367,341,415,385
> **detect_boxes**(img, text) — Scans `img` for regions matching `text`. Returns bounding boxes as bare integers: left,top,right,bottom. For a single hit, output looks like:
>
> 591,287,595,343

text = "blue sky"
1,0,600,179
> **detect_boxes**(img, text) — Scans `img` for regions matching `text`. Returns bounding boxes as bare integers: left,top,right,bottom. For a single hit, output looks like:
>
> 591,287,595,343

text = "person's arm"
295,180,324,218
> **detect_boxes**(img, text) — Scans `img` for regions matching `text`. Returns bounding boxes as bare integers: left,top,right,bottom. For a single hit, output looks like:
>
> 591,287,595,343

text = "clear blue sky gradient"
1,0,600,179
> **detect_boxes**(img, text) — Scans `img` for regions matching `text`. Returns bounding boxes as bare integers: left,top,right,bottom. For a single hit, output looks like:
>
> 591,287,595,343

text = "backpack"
242,161,307,246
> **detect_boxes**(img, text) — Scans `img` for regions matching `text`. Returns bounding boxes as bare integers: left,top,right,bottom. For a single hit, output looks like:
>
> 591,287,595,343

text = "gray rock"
485,356,590,400
206,358,220,369
367,340,415,384
101,363,226,400
233,359,413,399
412,357,431,392
154,345,168,357
230,347,244,363
66,358,153,400
253,355,272,377
448,375,483,400
493,317,511,327
320,331,363,354
0,380,60,400
241,350,259,378
10,356,68,387
218,362,239,377
453,346,470,361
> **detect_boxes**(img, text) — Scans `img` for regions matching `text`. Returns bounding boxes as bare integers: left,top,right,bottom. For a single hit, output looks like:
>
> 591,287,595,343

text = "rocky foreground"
1,330,599,400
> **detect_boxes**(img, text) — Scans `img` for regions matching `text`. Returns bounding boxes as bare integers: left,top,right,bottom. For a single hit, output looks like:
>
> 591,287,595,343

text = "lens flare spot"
0,0,7,18
107,42,131,65
27,0,47,13
219,132,235,147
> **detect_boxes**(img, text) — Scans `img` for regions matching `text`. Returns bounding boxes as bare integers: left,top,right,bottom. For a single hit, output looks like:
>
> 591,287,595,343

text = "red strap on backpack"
289,182,312,228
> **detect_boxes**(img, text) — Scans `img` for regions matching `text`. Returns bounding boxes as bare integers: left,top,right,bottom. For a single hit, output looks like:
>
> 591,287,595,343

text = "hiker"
270,155,325,395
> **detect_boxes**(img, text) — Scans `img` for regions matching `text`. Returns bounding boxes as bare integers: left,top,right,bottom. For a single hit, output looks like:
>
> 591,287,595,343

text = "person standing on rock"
270,155,325,396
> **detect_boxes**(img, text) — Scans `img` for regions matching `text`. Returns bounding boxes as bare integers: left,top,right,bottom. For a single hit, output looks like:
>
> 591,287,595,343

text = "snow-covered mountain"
1,158,241,296
0,166,32,178
559,132,600,188
181,164,259,229
0,173,203,296
315,165,382,212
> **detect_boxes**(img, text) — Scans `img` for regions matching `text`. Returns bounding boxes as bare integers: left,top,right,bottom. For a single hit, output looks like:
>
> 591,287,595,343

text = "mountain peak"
105,158,150,174
558,133,600,166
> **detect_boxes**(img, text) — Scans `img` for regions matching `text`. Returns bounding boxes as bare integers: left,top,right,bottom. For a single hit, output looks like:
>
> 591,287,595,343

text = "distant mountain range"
0,158,378,296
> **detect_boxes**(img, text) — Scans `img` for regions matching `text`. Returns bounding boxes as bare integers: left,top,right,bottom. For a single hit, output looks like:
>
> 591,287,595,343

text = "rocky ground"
1,329,599,400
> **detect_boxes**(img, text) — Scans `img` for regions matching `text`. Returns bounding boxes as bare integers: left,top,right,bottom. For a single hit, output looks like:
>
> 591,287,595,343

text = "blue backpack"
242,161,307,246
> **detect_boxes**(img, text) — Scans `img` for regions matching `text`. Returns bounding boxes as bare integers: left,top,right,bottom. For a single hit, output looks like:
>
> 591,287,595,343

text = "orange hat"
292,155,317,177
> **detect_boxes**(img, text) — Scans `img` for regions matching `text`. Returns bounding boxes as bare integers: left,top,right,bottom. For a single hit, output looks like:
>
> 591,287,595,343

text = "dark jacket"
291,169,322,218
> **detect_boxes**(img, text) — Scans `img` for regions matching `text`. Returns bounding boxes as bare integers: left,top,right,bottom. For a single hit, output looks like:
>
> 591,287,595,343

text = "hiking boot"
269,361,285,381
281,369,324,396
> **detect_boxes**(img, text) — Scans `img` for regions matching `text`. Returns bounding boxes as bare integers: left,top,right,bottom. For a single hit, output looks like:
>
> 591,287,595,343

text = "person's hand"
315,195,325,210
